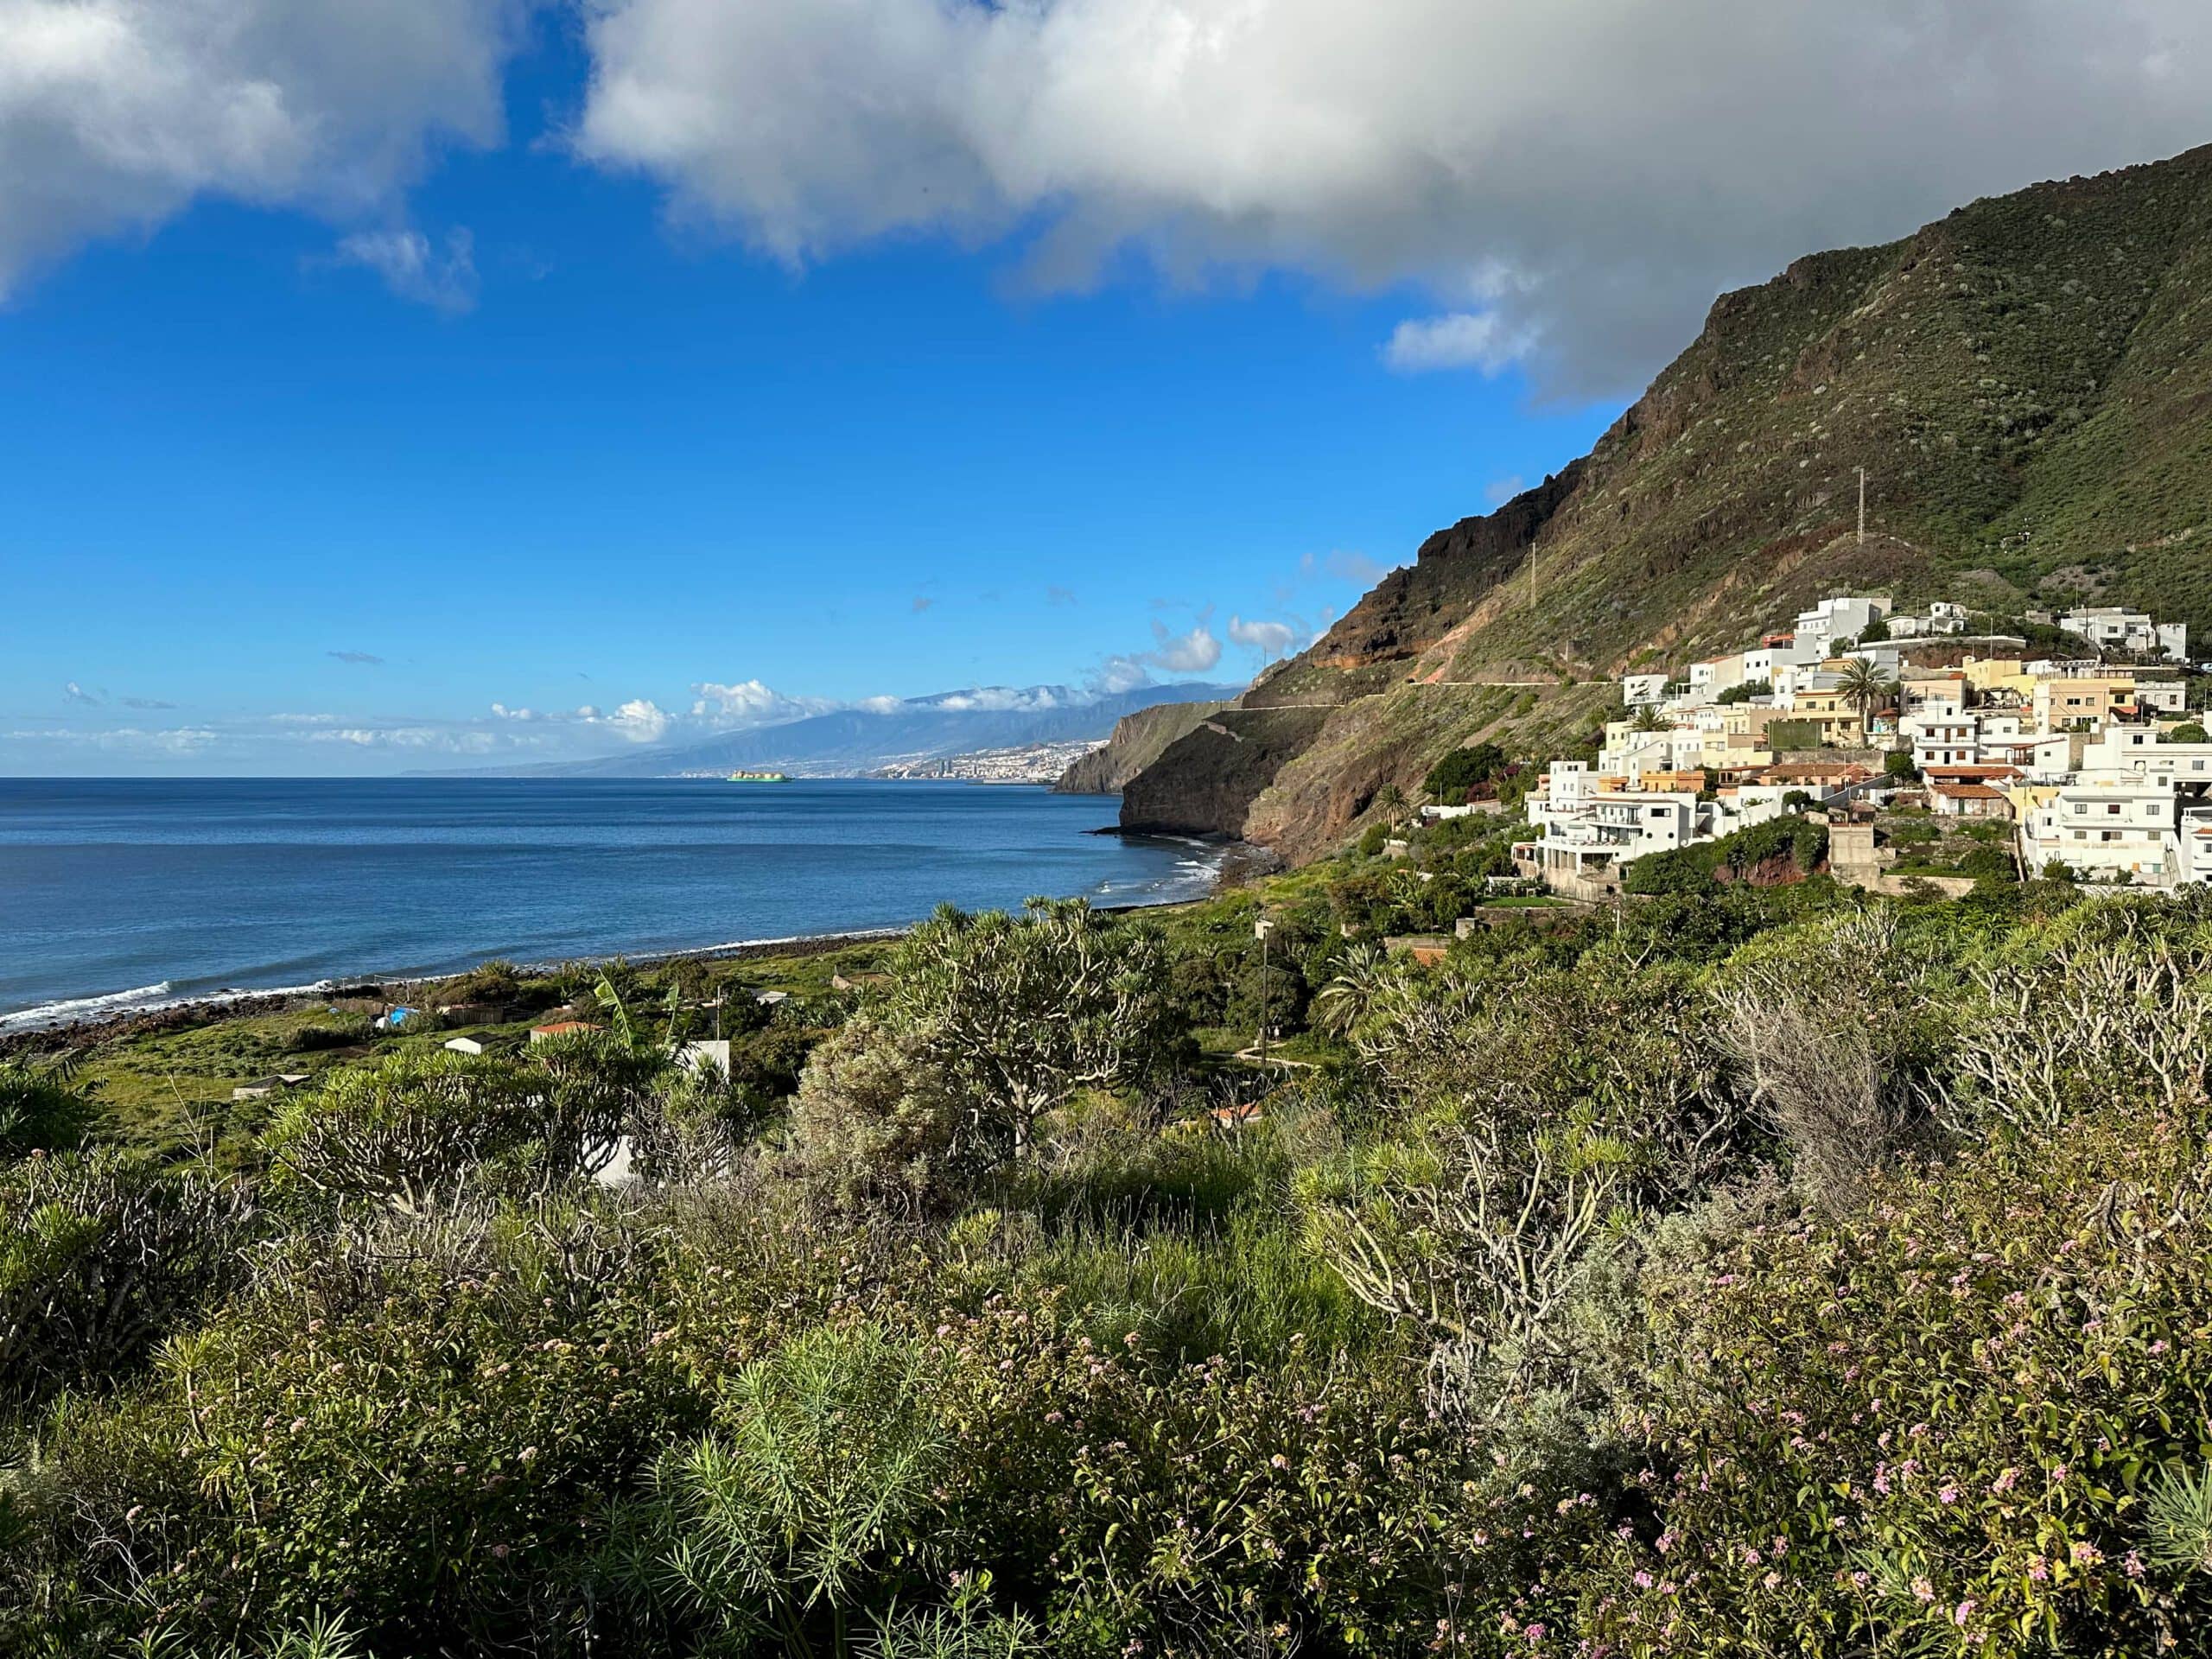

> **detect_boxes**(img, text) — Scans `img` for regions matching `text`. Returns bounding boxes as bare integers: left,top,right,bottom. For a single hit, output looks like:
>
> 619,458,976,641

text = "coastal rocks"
1117,707,1332,839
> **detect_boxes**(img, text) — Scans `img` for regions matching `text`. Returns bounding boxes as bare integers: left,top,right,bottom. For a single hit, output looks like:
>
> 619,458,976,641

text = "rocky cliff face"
1052,700,1229,794
1123,143,2212,862
1117,707,1333,839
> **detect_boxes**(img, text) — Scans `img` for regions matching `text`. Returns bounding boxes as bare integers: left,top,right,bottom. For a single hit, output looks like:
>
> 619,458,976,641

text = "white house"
2061,607,2189,663
1687,653,1751,702
1741,638,1825,682
1522,761,1722,892
1794,595,1891,655
2019,773,2180,882
2136,678,2190,715
2082,727,2212,788
2181,807,2212,885
1981,733,2075,782
442,1034,489,1056
1621,672,1670,708
1904,708,1979,770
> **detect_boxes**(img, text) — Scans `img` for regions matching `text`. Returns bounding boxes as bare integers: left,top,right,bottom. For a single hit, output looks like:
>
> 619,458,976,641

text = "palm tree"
1630,705,1670,734
1837,658,1895,734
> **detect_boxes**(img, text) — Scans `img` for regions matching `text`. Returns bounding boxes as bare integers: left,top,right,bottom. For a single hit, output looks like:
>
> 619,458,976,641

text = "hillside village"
1464,595,2212,896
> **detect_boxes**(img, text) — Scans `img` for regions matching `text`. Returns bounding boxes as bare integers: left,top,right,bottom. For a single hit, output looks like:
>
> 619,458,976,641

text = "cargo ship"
725,771,790,783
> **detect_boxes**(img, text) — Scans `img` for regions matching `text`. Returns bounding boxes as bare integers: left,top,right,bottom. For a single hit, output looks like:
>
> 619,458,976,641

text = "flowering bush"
1586,1110,2212,1655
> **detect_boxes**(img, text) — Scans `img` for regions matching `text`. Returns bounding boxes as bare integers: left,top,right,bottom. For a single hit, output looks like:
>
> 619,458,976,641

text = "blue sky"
3,1,2205,773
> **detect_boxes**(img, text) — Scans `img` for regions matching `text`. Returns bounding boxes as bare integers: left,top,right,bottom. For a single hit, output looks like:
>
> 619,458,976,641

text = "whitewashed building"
2060,607,2189,663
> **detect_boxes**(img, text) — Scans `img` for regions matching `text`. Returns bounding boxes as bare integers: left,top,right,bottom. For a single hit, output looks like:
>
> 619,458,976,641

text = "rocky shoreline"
0,869,1247,1058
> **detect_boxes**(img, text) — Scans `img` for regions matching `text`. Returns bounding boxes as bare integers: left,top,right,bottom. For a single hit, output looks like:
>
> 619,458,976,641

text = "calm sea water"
0,779,1217,1029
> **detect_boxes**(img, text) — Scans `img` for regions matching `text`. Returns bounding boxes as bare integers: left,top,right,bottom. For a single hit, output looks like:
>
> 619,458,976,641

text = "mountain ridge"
447,682,1243,779
1126,142,2212,860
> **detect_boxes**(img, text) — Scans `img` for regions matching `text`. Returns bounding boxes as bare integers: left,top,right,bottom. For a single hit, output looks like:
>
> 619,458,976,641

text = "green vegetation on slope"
1124,144,2212,861
10,857,2212,1656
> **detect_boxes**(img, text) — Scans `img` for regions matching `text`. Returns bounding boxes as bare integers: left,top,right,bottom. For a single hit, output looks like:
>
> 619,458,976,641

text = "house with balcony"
1518,761,1719,896
2016,773,2182,883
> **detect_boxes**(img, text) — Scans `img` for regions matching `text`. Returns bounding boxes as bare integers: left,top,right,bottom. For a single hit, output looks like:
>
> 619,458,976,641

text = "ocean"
0,778,1221,1030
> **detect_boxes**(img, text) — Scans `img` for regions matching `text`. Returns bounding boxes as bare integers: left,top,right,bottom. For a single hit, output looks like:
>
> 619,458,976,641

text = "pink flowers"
1952,1599,1977,1627
1937,1484,1960,1505
1989,1467,2019,1495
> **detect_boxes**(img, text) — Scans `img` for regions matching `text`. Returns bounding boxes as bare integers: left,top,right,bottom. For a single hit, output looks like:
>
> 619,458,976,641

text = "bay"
0,778,1217,1027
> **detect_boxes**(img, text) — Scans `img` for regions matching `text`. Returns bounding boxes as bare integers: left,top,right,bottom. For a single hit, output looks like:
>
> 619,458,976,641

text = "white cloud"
1090,656,1153,696
62,680,99,703
1143,620,1222,675
1227,615,1294,658
687,678,836,728
1382,311,1531,376
852,695,906,715
491,697,672,743
331,226,477,312
0,0,522,297
309,725,499,753
575,0,2212,395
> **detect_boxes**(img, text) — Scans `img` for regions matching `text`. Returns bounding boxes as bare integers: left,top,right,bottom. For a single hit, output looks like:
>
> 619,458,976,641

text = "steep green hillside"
1131,143,2212,860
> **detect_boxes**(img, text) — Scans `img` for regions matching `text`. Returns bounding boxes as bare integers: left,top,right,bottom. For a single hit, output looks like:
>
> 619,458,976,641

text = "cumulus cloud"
687,678,836,728
1382,311,1532,376
330,226,478,312
490,697,673,743
1144,620,1223,675
852,695,906,715
1090,656,1152,696
1227,615,1295,658
928,687,1072,713
0,0,522,299
327,650,384,665
574,0,2212,394
62,680,99,703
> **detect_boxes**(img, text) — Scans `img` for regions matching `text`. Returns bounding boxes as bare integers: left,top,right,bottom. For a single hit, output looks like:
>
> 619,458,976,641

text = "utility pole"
1254,916,1274,1068
1858,468,1867,545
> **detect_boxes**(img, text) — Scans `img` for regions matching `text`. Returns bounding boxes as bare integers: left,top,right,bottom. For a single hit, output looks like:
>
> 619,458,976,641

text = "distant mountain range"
471,682,1243,779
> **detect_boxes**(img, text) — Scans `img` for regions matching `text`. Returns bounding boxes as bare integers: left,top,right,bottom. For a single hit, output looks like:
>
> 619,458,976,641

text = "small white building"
1687,653,1751,702
1794,595,1891,655
672,1039,733,1073
2061,607,2189,663
442,1034,489,1056
2136,678,2190,715
1621,672,1670,709
1981,733,2075,782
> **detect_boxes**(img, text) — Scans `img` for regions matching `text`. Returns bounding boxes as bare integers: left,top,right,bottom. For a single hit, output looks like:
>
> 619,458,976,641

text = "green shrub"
1589,1110,2212,1656
0,1149,250,1410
